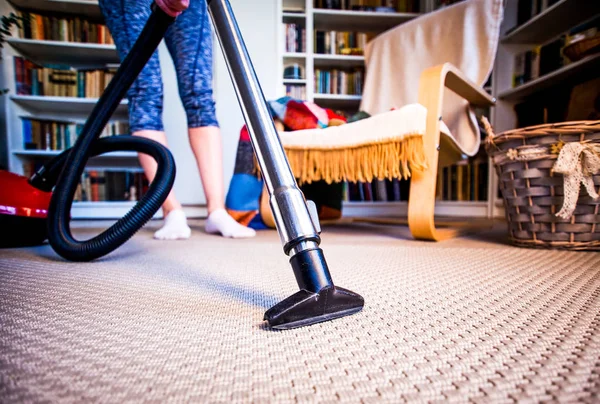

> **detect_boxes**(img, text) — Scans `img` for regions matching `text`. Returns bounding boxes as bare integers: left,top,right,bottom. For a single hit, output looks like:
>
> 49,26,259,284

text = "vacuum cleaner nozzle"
264,247,364,330
264,286,364,330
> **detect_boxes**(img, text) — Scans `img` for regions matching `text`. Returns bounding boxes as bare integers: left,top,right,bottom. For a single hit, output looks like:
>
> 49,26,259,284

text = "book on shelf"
283,23,306,53
15,10,114,44
343,177,409,202
438,157,489,202
313,0,421,13
21,118,130,151
343,154,488,203
513,0,561,28
284,84,307,99
511,16,600,89
21,163,148,203
314,30,370,55
74,171,149,203
14,56,117,98
314,68,364,95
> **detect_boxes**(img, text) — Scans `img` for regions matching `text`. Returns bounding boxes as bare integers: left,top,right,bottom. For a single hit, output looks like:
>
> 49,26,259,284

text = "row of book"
514,0,560,28
284,84,307,99
342,158,489,202
14,57,117,98
15,11,114,44
512,17,599,88
437,158,489,202
21,118,130,151
283,23,306,53
314,68,364,95
313,0,421,13
21,163,149,203
74,171,149,203
343,178,409,202
315,30,370,56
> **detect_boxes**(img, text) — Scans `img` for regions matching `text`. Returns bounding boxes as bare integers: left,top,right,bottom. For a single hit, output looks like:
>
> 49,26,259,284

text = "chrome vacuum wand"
208,0,364,329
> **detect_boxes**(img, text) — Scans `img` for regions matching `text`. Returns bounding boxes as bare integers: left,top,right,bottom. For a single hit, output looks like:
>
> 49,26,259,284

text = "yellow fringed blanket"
277,103,431,184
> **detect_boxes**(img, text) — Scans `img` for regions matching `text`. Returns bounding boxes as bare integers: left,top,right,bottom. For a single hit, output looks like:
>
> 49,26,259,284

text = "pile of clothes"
225,96,369,230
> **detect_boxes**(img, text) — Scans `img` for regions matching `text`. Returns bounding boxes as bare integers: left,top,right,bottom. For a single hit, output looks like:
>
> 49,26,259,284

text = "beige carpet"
1,220,599,403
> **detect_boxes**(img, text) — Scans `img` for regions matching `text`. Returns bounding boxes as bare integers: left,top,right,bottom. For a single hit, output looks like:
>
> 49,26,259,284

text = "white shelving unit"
277,0,497,218
1,0,144,219
490,0,600,218
276,0,600,220
278,0,423,111
498,50,600,101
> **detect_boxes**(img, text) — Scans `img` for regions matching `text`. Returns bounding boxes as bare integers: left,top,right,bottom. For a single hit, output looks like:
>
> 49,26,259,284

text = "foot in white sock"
205,208,256,238
154,209,191,240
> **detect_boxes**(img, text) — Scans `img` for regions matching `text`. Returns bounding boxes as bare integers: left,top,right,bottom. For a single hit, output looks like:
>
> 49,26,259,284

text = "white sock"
153,209,191,240
205,208,256,238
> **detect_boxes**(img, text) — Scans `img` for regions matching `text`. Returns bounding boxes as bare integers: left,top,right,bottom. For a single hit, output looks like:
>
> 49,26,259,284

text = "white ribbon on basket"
552,142,600,219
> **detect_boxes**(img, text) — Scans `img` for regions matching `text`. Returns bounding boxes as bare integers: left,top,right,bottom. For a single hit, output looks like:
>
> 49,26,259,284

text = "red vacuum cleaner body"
0,170,52,248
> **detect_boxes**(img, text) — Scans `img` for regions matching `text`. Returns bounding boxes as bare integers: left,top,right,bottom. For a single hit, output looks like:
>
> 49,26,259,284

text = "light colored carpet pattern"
1,221,600,403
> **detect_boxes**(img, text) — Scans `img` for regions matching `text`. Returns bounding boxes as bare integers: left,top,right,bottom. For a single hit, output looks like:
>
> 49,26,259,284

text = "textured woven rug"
1,220,599,403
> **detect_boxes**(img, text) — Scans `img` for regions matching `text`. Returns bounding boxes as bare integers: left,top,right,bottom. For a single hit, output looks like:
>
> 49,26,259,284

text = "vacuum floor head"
264,286,364,330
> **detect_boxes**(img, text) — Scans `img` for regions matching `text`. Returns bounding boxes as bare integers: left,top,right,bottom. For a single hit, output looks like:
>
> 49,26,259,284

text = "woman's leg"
164,1,255,238
99,0,190,239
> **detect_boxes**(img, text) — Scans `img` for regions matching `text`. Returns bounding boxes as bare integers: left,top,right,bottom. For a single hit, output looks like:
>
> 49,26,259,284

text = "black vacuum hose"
31,5,177,262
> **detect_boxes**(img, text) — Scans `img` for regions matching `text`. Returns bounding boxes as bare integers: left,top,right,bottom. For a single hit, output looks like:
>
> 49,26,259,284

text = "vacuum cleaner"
0,0,364,330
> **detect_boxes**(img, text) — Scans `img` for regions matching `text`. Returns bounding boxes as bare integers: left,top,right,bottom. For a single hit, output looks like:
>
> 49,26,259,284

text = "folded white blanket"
279,103,430,149
359,0,503,160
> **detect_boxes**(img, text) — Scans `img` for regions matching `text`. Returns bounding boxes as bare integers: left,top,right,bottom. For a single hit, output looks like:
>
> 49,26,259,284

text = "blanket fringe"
257,135,427,185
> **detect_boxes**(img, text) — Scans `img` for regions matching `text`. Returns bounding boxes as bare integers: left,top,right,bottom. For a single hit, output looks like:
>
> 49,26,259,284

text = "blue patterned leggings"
99,0,219,132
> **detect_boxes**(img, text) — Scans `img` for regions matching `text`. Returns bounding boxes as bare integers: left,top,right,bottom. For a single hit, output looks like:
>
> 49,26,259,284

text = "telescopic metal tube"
207,0,321,256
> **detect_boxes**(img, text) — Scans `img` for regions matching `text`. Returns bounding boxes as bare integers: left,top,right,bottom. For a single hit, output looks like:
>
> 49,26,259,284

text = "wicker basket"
483,119,600,251
563,33,600,62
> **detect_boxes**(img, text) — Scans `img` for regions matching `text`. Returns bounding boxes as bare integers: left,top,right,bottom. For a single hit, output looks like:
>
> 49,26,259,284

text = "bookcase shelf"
1,0,147,219
313,54,365,68
283,12,306,19
8,0,104,22
7,38,119,68
276,0,495,219
313,93,362,108
342,200,489,218
71,201,158,220
283,78,307,84
313,9,418,32
11,95,128,118
498,52,600,101
283,52,307,57
14,150,137,158
501,0,600,45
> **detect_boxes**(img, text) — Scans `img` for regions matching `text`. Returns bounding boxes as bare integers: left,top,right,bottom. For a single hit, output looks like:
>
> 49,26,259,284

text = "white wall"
159,0,279,207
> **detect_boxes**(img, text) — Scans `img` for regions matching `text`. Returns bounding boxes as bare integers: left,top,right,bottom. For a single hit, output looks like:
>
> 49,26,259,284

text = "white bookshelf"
277,0,600,220
1,0,143,219
278,0,495,218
